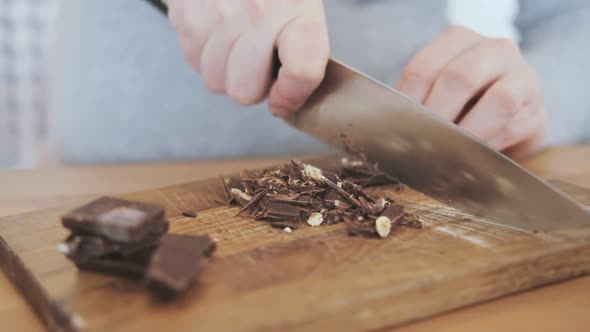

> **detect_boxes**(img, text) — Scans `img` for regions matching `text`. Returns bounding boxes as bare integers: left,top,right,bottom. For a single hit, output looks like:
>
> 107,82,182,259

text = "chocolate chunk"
264,201,302,221
74,250,155,280
381,204,405,226
61,224,166,263
346,219,378,237
400,213,423,229
359,197,372,215
62,197,166,243
182,210,198,218
236,189,268,216
339,156,397,187
146,234,216,299
370,198,389,215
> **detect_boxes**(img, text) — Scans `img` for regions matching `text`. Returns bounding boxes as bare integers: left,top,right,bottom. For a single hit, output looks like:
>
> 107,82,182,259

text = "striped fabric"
0,0,57,168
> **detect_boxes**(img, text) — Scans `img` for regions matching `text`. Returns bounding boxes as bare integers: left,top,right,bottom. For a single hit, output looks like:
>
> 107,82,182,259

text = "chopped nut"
375,216,392,238
70,313,86,330
230,188,253,207
284,227,293,233
57,243,70,254
371,197,389,215
307,212,324,227
302,163,324,182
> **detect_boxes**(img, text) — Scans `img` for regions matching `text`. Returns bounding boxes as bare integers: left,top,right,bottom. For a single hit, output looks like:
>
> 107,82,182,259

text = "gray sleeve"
516,0,590,146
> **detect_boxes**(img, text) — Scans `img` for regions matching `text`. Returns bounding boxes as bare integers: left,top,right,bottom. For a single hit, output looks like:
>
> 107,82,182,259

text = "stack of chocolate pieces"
222,159,422,238
59,196,215,299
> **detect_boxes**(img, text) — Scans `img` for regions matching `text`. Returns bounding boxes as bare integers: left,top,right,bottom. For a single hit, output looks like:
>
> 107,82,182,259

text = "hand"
168,0,330,117
395,26,546,160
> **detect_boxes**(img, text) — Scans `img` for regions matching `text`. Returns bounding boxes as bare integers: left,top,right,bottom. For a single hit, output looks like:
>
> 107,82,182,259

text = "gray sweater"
53,0,590,164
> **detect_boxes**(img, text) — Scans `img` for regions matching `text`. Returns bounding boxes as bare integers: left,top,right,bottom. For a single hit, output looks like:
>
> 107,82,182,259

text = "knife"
146,0,589,232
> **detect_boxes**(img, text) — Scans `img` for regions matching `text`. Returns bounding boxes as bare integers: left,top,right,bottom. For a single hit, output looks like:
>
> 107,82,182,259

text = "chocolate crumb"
182,210,198,218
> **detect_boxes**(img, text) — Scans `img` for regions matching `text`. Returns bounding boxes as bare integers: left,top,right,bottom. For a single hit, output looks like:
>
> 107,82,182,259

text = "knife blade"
287,59,590,232
145,0,589,231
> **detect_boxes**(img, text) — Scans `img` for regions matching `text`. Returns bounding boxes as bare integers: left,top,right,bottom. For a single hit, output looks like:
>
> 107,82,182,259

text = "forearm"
517,0,590,146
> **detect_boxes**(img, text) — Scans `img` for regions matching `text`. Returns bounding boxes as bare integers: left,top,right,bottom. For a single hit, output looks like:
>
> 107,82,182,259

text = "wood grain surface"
0,146,589,332
1,156,589,331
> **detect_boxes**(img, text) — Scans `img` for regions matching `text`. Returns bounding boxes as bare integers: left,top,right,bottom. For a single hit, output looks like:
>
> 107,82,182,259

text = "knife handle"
144,0,283,78
145,0,168,15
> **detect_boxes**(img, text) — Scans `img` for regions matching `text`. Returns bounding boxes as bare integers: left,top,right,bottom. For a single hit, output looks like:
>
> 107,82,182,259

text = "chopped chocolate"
145,234,216,299
225,159,420,239
62,225,166,262
340,156,398,187
60,197,217,302
236,189,268,216
62,197,166,243
74,250,154,280
182,210,198,218
381,204,406,226
371,198,389,215
264,201,303,221
400,213,423,229
346,219,378,237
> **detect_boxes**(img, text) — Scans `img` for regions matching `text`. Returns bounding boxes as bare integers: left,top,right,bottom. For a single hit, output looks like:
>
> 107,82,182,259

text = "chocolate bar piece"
146,234,216,299
61,222,168,262
74,250,155,280
62,197,166,243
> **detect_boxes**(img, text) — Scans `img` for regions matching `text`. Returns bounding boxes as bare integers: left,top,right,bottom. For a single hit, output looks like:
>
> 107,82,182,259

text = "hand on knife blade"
286,59,590,232
146,0,589,232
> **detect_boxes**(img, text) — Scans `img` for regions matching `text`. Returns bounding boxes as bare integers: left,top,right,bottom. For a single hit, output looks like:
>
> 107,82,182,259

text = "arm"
517,0,590,146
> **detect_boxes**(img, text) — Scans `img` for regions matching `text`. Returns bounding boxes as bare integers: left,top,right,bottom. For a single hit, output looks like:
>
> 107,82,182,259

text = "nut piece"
303,164,324,182
57,243,70,254
375,216,392,238
371,198,389,215
70,313,86,330
230,188,253,206
307,212,324,227
284,227,293,233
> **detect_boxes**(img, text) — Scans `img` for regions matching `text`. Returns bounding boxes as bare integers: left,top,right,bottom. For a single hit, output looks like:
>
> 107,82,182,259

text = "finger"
500,113,546,161
167,0,186,29
267,13,329,117
200,29,242,93
172,0,209,72
200,2,252,93
424,38,522,121
459,66,541,144
488,104,545,153
225,30,275,105
395,26,483,103
177,31,202,72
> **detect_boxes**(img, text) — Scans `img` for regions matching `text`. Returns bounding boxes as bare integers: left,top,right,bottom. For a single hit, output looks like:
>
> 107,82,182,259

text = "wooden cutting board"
1,162,590,332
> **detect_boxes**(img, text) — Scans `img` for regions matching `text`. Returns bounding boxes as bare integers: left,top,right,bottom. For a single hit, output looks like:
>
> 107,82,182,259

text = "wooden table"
1,146,589,332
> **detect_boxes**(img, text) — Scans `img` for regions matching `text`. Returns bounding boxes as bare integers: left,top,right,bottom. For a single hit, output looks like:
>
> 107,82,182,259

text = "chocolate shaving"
182,210,198,218
236,189,268,216
225,159,422,239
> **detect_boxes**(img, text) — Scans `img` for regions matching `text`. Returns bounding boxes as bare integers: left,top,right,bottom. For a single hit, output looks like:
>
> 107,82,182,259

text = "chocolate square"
62,197,166,243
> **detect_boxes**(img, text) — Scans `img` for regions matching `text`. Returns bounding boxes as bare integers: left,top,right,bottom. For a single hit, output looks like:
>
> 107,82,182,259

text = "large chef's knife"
146,0,589,231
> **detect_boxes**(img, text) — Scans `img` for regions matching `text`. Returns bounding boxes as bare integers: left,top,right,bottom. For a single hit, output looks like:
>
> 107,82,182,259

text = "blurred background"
0,0,519,169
